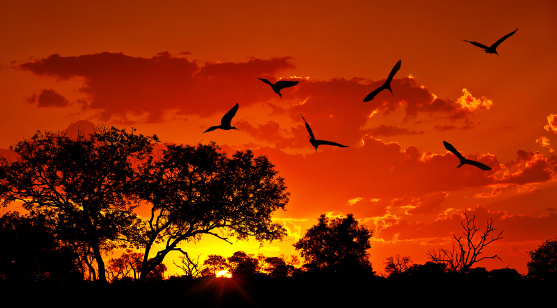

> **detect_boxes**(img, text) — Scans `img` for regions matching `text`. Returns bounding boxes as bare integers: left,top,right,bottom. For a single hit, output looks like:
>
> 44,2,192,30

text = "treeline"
1,126,556,290
2,205,557,285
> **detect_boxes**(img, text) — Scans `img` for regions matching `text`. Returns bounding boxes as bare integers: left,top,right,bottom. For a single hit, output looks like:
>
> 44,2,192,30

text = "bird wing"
314,140,349,148
443,141,465,160
385,60,402,85
258,78,274,86
463,40,489,50
491,28,518,49
275,80,299,90
465,159,492,171
363,85,386,102
301,115,316,140
203,126,220,133
221,103,239,126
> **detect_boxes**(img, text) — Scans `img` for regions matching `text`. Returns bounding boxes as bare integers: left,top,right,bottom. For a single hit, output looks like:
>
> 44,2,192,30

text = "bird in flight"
463,28,518,56
301,115,348,152
259,78,299,99
363,60,402,102
203,103,239,133
443,141,491,171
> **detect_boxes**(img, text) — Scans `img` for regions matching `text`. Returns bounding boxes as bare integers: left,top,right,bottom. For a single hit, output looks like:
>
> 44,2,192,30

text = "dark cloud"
19,52,294,123
359,78,490,121
501,150,557,185
26,89,69,107
19,52,491,134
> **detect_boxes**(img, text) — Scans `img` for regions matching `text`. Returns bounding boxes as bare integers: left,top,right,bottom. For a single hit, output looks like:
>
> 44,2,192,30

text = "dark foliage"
0,126,156,283
294,213,373,274
528,238,557,280
134,142,289,282
0,211,82,282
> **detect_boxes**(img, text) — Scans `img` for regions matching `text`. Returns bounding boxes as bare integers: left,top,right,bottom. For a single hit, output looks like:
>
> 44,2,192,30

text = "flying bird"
443,141,491,171
301,115,348,152
203,103,239,133
463,28,518,56
363,60,402,102
259,78,299,99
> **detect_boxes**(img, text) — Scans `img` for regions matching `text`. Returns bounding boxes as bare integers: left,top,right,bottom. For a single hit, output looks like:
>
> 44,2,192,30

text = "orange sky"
1,0,557,276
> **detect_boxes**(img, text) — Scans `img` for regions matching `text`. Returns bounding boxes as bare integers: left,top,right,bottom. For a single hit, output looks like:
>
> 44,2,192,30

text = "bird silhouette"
463,28,518,56
443,141,491,171
259,78,299,99
203,103,239,133
301,115,348,152
363,60,402,102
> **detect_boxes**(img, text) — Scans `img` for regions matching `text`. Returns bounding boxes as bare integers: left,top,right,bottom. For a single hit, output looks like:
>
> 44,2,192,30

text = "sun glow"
216,270,232,278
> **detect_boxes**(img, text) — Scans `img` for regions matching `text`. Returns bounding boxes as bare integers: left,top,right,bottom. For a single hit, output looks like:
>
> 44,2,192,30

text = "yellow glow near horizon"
216,269,232,278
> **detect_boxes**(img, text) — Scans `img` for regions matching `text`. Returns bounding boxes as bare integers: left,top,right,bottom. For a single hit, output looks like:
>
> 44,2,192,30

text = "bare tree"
174,253,201,278
428,210,503,273
384,254,413,277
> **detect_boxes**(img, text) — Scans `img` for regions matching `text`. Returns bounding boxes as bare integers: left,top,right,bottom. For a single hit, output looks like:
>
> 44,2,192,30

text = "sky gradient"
1,0,557,276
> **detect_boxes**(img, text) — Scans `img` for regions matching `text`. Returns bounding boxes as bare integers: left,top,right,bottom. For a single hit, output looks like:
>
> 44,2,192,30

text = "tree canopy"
528,238,557,280
293,213,373,274
0,126,156,283
0,127,289,283
133,142,289,281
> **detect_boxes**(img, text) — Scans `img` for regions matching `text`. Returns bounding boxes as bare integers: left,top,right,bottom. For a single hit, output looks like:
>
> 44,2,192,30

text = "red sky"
1,0,557,276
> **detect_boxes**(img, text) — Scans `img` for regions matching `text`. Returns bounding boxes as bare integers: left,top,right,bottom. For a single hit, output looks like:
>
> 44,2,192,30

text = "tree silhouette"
174,253,202,278
403,261,448,280
107,249,144,281
293,213,373,274
428,210,503,273
527,238,557,280
262,256,299,278
0,211,81,282
201,254,230,277
228,251,260,277
384,254,413,277
135,143,289,282
0,126,157,283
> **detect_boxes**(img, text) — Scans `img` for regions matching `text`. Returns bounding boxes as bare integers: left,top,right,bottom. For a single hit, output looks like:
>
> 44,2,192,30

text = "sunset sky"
1,0,557,276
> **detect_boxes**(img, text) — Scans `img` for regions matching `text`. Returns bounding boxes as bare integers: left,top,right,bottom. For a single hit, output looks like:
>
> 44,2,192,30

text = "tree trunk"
139,239,174,283
92,244,107,283
139,239,155,283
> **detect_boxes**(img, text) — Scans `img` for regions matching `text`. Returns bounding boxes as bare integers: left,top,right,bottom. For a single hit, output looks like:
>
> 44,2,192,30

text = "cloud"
456,88,493,113
19,52,295,123
375,205,557,243
249,136,498,216
360,79,492,121
235,120,298,147
405,192,449,215
26,89,69,107
366,124,424,137
536,136,554,152
501,150,556,185
63,120,98,139
544,114,557,134
19,52,495,138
